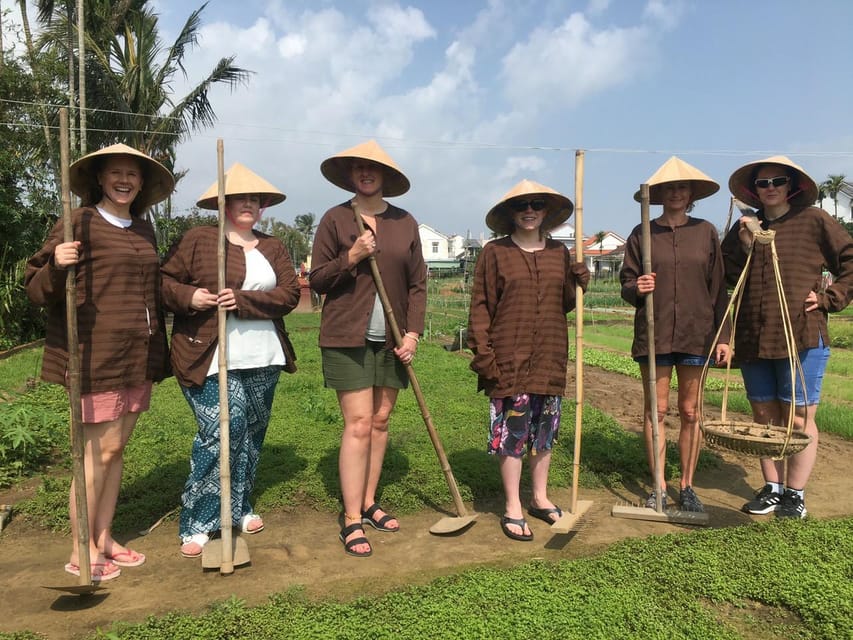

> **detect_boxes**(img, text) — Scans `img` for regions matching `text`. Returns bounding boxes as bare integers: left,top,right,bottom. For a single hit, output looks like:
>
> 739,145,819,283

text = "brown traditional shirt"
160,226,300,388
309,202,427,348
721,205,853,361
466,236,580,397
620,217,731,359
25,207,169,393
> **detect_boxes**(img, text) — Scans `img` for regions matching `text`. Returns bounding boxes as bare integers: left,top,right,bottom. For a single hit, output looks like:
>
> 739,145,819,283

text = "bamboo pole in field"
201,140,250,571
610,184,708,525
552,149,593,533
43,108,105,594
63,107,91,585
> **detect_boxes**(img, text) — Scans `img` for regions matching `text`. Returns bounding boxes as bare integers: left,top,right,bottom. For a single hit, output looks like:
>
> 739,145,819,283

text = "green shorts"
321,341,409,391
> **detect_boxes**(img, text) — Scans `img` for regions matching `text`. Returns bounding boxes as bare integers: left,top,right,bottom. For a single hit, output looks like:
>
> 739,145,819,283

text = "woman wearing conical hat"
467,179,590,541
722,156,853,519
25,143,175,581
620,156,731,514
161,163,300,558
310,140,427,557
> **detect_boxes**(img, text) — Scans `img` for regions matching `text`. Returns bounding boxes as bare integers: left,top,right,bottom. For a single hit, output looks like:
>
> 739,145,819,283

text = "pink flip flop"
106,548,146,567
64,561,122,582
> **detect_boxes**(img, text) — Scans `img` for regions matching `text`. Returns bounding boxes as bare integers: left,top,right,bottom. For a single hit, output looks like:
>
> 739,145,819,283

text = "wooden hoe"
551,150,593,534
201,140,251,571
352,202,477,535
610,183,709,527
44,109,105,595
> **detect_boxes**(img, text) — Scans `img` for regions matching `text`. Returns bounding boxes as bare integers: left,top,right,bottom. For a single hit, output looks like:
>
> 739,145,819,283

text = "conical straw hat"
196,163,286,210
69,143,175,209
485,179,574,236
320,139,410,197
633,156,719,204
728,155,818,209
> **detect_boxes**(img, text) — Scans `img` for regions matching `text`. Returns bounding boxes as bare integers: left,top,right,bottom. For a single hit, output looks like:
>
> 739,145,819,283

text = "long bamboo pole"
61,107,92,585
216,139,234,574
570,150,585,514
639,183,664,513
351,202,475,534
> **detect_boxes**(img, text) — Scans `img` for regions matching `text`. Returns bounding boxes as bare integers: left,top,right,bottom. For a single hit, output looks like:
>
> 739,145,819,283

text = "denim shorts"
740,336,830,406
633,352,708,367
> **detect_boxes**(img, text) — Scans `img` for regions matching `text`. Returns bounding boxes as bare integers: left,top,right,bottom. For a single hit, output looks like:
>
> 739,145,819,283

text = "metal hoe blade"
201,536,252,570
429,513,479,535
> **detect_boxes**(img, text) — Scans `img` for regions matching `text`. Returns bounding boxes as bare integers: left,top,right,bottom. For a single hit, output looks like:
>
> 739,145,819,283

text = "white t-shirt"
206,248,286,375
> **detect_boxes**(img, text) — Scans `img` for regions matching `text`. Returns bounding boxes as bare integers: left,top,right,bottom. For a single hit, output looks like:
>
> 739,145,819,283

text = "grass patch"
0,345,42,399
5,313,718,533
42,517,852,640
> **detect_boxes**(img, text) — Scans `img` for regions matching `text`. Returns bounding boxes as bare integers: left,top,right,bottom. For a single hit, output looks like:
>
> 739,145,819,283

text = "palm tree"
294,213,316,242
822,174,847,219
35,0,252,213
593,230,606,279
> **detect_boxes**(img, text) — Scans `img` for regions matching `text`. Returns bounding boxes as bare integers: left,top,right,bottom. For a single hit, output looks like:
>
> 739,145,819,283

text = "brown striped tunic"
160,226,301,388
721,205,853,361
620,217,731,359
25,207,169,393
309,202,427,348
466,236,580,397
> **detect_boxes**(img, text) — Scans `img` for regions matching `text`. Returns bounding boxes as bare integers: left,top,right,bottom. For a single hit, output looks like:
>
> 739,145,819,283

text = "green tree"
821,174,847,219
257,218,309,265
152,208,217,257
34,0,252,212
294,213,316,242
0,33,63,346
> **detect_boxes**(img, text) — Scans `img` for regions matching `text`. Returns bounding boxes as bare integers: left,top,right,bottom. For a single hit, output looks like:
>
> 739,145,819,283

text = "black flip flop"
500,515,533,541
527,505,563,525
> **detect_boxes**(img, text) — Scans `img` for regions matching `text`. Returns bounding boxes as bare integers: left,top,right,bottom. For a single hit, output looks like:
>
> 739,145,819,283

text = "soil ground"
2,365,852,639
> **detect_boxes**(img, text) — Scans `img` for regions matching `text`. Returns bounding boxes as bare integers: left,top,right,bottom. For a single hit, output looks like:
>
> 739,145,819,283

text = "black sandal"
339,522,372,557
361,503,399,532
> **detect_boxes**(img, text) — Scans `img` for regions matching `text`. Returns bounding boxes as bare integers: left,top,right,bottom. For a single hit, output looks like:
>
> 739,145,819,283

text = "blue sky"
19,0,853,239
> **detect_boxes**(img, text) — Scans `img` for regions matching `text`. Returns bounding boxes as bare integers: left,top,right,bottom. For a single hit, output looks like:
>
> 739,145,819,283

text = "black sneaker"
776,489,807,519
679,486,705,513
644,491,667,510
742,485,783,514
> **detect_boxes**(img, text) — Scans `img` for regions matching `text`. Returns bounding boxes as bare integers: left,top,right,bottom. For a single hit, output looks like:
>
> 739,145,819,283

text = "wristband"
404,332,420,342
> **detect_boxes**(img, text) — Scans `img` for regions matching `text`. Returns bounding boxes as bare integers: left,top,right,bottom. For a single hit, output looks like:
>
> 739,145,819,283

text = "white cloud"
500,12,655,111
643,0,686,32
497,155,548,182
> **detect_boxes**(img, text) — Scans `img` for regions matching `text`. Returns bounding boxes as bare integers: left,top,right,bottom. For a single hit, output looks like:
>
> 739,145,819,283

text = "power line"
2,98,853,158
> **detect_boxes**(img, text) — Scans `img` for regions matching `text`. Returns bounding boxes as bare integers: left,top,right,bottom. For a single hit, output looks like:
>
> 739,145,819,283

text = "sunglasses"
754,176,790,189
509,198,547,212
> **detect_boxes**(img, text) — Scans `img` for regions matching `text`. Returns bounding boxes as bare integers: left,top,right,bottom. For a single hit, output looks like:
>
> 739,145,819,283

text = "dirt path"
2,365,852,639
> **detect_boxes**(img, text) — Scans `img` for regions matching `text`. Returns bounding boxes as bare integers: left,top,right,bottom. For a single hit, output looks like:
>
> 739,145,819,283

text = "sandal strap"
344,536,370,552
340,522,365,537
362,503,395,527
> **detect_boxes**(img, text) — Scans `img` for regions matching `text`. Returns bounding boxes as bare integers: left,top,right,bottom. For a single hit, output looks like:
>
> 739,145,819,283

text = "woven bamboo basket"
699,220,812,461
702,420,811,458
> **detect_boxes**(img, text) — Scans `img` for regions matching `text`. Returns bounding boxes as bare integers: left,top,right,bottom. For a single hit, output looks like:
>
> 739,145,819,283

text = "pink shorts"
79,383,153,424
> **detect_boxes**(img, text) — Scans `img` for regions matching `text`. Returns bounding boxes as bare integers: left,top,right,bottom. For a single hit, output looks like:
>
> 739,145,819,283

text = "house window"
431,242,439,254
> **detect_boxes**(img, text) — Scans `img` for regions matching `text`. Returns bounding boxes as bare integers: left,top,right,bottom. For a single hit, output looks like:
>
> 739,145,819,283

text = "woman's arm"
466,246,500,380
308,211,358,294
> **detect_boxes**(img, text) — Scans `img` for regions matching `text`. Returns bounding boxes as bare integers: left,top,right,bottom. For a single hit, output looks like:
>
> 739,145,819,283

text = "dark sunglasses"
509,198,547,212
754,176,790,189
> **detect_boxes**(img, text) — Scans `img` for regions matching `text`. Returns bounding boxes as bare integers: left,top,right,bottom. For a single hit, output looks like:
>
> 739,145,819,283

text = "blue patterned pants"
179,366,280,539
